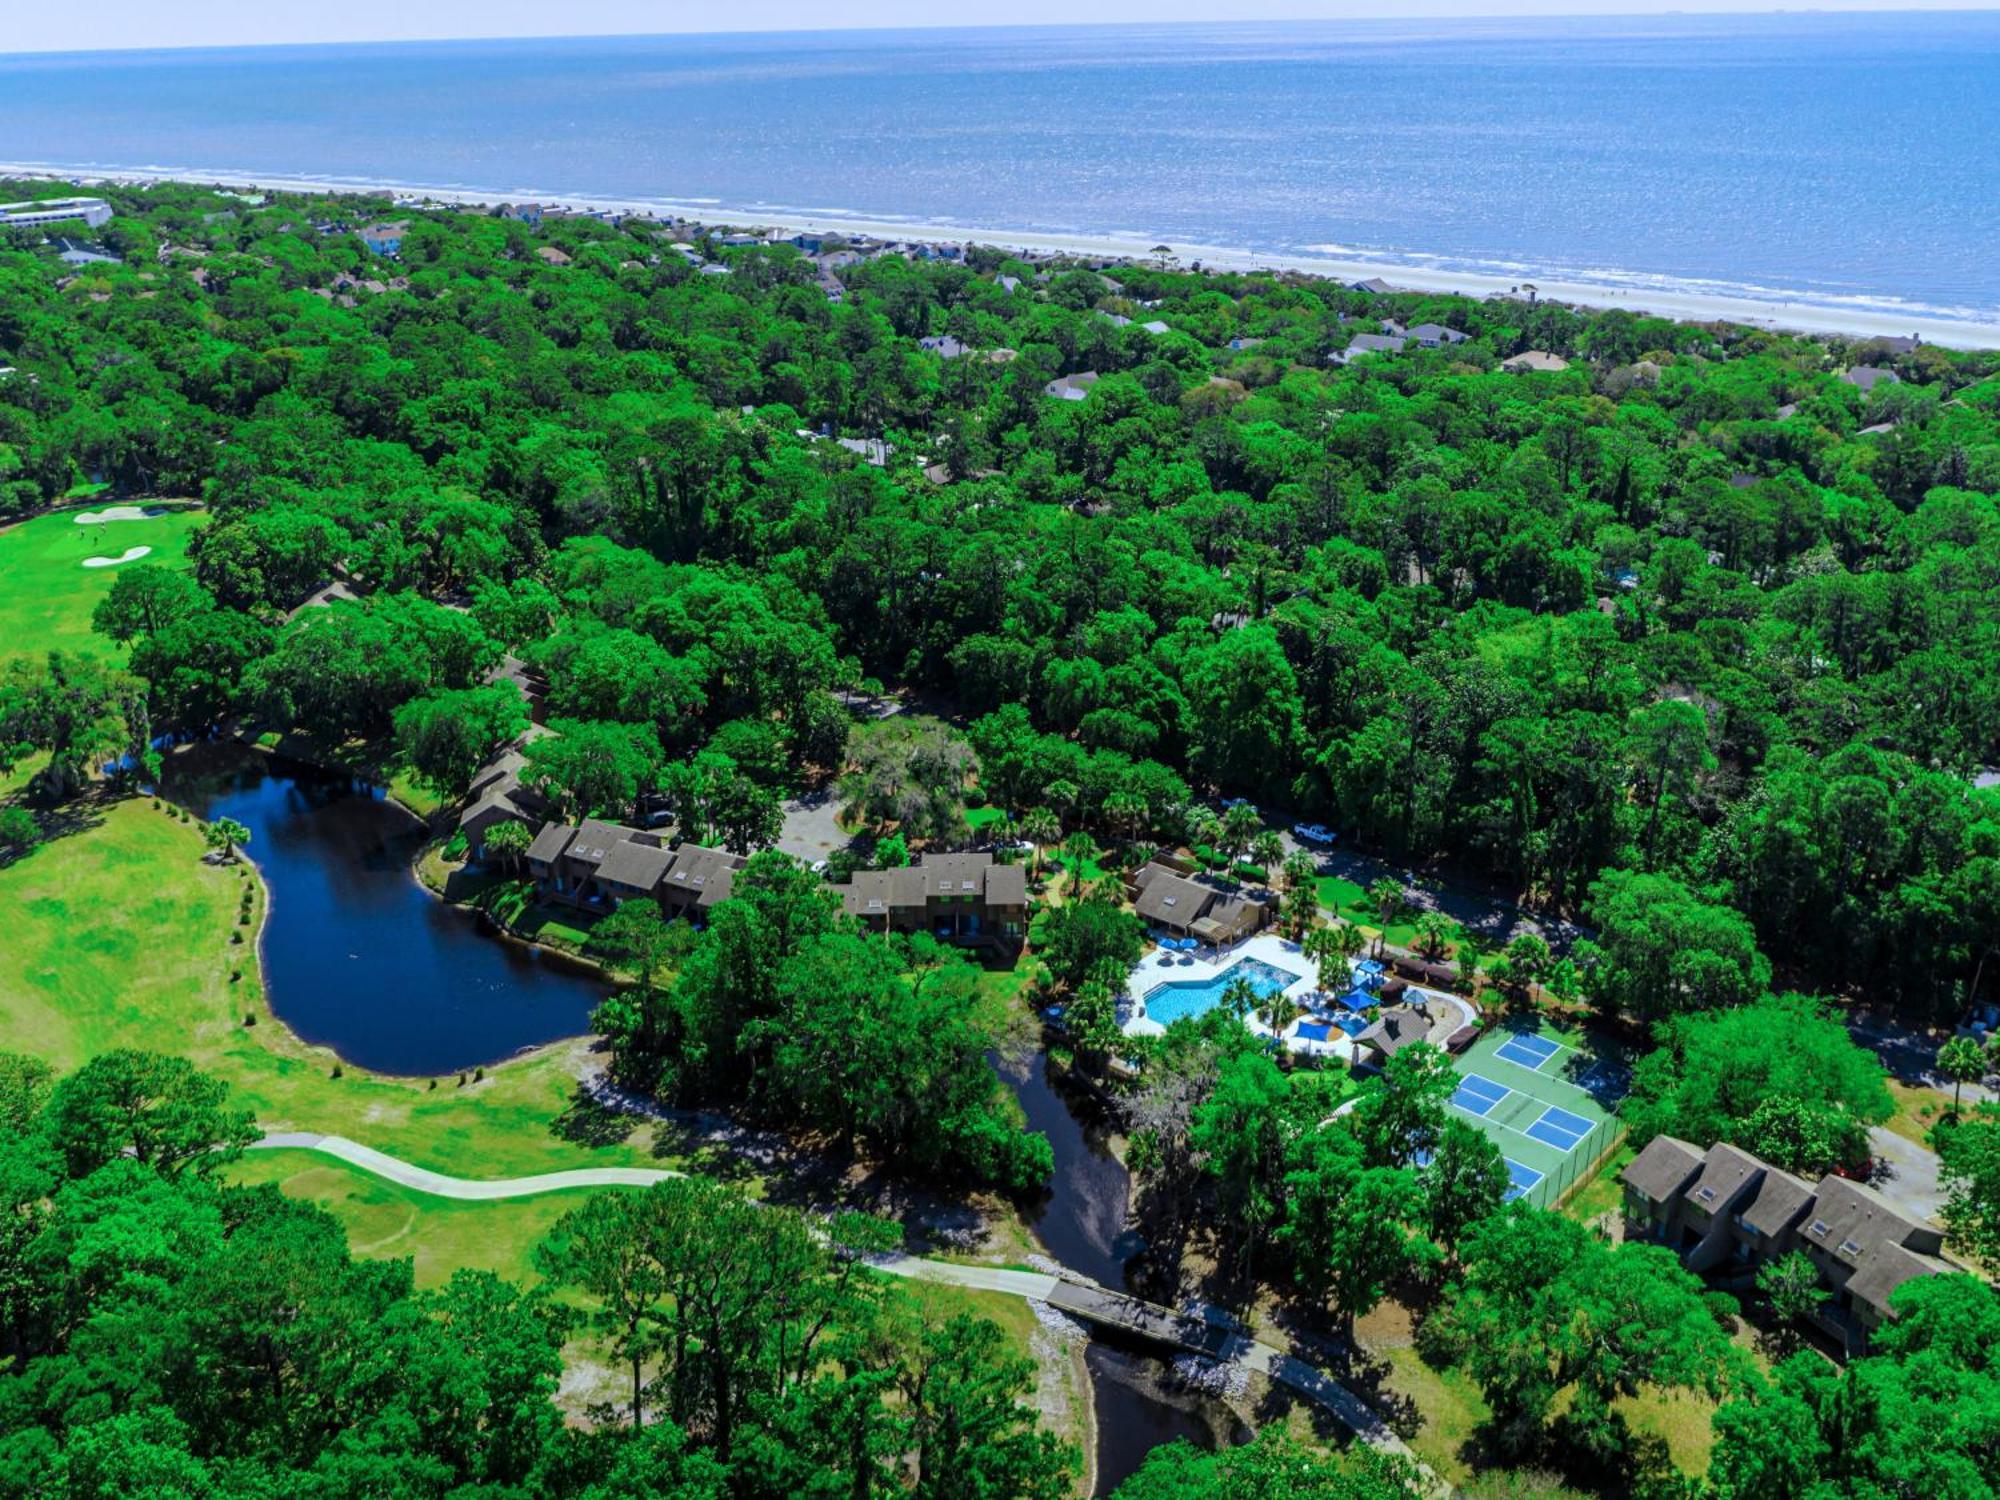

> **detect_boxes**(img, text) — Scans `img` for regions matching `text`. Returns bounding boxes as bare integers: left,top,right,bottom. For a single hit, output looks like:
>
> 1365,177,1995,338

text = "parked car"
1219,796,1255,811
1291,822,1336,845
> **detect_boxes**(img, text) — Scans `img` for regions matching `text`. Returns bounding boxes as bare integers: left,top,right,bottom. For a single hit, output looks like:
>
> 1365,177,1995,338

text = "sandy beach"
11,161,2000,350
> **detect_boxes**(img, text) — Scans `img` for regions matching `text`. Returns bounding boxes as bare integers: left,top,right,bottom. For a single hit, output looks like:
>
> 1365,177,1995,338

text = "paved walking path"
254,1132,1443,1489
253,1132,683,1198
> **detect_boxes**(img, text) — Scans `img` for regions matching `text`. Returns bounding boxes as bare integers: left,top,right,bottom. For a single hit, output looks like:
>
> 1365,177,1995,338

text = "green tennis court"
1448,1022,1624,1209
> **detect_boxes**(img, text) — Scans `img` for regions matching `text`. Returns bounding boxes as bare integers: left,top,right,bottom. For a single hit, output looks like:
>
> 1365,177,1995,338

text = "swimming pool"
1142,958,1302,1027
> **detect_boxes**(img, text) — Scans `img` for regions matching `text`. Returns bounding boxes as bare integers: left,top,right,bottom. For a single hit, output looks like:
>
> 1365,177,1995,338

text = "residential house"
526,820,748,923
918,335,972,359
1336,333,1407,363
1140,320,1171,336
699,263,734,278
1099,311,1133,328
358,222,409,257
456,745,550,858
1045,372,1100,401
836,852,1028,951
53,238,119,266
834,436,893,467
996,274,1024,293
1503,351,1570,373
535,246,572,266
1406,323,1469,348
1227,337,1265,351
1348,277,1396,294
496,203,545,227
1126,860,1270,945
1841,365,1900,393
1621,1137,1954,1353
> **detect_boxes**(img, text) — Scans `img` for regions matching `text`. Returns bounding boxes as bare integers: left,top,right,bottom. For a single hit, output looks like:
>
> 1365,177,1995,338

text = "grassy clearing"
0,794,662,1180
229,1148,596,1286
0,505,206,666
1314,875,1420,949
1884,1078,1951,1148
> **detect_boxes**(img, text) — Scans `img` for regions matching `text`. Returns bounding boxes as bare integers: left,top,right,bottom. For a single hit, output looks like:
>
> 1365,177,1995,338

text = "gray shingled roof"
526,821,577,865
1683,1142,1765,1215
565,819,634,865
1798,1174,1938,1269
1621,1135,1705,1204
597,836,675,892
1735,1163,1817,1239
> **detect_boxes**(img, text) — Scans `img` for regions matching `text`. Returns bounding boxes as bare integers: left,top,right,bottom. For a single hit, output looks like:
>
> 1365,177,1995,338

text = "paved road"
776,788,852,864
1867,1125,1945,1227
256,1133,1441,1488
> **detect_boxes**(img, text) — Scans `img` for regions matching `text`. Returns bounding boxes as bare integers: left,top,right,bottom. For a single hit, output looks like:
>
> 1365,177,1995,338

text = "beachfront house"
835,852,1028,952
526,819,748,923
1126,859,1270,945
1348,277,1396,294
1621,1136,1954,1354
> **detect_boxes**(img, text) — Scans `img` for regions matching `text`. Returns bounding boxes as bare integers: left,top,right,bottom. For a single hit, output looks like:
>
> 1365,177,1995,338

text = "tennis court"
1446,1024,1624,1210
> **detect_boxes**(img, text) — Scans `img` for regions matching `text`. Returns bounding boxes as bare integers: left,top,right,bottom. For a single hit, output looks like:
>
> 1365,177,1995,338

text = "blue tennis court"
1451,1073,1510,1118
1504,1159,1544,1201
1494,1032,1562,1071
1524,1104,1595,1152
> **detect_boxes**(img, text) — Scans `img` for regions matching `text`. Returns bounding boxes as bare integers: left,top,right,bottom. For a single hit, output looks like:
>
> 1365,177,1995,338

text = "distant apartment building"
0,196,114,229
1622,1136,1956,1353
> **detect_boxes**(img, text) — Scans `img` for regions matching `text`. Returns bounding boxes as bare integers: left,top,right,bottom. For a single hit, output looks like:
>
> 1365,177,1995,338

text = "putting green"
0,505,205,666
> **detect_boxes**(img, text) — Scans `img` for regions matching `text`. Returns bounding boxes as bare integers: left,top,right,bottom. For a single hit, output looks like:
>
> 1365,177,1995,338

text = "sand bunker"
82,545,153,568
74,505,165,525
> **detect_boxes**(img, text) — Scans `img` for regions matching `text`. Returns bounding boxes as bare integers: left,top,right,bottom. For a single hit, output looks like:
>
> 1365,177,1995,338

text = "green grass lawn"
0,793,660,1181
229,1148,598,1287
0,505,206,666
964,805,1011,831
1313,875,1420,949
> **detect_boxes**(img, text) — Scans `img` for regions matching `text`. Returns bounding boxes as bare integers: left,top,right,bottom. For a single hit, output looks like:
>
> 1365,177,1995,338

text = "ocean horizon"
4,14,1998,329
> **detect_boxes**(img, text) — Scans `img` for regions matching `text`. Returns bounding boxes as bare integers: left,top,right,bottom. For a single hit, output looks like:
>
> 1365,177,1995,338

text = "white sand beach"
9,162,2000,349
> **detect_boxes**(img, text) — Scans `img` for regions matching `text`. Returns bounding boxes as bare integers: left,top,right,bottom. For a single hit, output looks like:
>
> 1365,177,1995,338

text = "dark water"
162,742,605,1076
1087,1340,1254,1488
4,15,1999,323
1005,1051,1245,1493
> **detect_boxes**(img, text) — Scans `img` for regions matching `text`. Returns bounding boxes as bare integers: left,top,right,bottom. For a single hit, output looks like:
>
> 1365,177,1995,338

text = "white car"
1291,822,1336,845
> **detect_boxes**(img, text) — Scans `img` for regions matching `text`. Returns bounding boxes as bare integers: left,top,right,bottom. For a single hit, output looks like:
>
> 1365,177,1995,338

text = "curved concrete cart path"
254,1131,683,1198
255,1133,1441,1488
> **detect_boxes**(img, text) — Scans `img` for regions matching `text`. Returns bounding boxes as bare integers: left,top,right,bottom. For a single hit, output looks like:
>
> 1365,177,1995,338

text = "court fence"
1534,1111,1627,1211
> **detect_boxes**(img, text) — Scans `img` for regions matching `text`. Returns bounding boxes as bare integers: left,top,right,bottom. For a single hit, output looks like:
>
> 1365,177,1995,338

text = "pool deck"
1121,931,1358,1061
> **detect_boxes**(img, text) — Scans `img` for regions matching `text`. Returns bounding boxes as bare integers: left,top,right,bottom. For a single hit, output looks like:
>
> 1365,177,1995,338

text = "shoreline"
8,160,2000,350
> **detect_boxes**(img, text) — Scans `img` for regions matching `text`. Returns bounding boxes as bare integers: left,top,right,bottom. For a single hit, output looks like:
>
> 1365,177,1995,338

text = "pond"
161,742,606,1076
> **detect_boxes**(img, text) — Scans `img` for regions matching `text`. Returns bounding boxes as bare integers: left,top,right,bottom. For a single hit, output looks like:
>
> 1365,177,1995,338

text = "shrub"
442,830,469,861
330,1064,342,1079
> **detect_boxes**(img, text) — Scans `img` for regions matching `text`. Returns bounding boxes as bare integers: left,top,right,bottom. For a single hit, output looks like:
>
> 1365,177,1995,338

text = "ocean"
2,14,1997,328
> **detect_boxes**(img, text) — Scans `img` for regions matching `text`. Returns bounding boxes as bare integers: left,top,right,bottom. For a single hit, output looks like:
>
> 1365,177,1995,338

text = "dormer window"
1807,1218,1831,1238
1838,1238,1863,1258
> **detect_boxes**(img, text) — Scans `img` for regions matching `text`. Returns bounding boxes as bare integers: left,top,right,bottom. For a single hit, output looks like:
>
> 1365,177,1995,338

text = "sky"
7,0,1995,54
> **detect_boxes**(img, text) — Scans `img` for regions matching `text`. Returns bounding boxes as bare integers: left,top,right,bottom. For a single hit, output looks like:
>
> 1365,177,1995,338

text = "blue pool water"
1143,958,1301,1027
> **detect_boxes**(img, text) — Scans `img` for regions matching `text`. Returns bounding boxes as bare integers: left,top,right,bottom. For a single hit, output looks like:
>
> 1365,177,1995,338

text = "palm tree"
1414,910,1453,961
1250,829,1285,875
1018,807,1062,882
1282,850,1319,893
1104,790,1149,841
484,818,534,874
1937,1036,1989,1120
1258,987,1298,1036
1184,805,1223,856
203,817,252,863
1221,803,1260,866
1220,976,1260,1022
1301,921,1363,992
1366,876,1407,927
1058,830,1100,883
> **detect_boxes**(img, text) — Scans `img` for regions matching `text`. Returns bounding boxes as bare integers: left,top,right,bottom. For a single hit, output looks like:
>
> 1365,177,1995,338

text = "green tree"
0,652,144,801
90,565,213,643
1578,868,1771,1023
201,817,251,862
523,717,662,823
1936,1113,2000,1265
41,1051,257,1181
1937,1035,1989,1120
393,681,528,802
1030,898,1143,992
483,817,533,871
